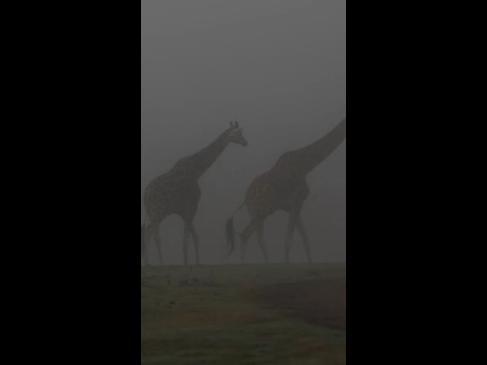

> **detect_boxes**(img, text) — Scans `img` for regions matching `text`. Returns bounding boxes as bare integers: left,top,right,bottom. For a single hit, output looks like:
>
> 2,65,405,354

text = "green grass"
142,264,346,365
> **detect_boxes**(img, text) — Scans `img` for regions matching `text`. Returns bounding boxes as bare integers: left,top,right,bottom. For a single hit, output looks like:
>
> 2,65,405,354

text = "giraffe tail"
225,202,245,257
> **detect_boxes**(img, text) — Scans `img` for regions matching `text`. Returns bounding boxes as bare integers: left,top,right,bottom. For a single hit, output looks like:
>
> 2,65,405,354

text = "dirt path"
254,278,346,330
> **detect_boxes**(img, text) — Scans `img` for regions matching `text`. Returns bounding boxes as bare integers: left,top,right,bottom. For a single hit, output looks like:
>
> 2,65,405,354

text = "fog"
141,0,345,265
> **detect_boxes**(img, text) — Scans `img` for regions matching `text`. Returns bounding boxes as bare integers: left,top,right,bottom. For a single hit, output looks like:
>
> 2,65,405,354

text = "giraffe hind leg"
240,217,262,264
146,222,163,265
284,214,298,264
143,223,155,266
141,225,148,266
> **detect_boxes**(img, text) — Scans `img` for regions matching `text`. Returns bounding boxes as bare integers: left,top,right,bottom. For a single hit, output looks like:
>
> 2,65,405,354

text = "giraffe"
143,121,248,266
225,118,346,264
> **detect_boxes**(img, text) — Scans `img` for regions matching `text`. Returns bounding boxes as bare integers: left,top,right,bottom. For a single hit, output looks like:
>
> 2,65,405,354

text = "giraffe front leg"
182,224,190,266
187,222,200,265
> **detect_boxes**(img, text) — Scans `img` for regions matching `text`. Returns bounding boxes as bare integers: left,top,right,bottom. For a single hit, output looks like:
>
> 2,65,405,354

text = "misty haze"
142,1,346,363
142,0,345,265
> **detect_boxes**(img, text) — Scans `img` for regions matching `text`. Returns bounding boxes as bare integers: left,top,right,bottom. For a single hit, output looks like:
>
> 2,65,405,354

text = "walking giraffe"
225,118,346,263
143,121,248,265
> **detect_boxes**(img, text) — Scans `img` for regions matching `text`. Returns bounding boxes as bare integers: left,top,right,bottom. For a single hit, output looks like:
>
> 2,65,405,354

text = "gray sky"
142,0,346,264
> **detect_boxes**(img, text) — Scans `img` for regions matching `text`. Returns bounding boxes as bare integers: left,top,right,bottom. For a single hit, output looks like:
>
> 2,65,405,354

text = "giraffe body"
143,122,247,265
226,118,346,263
244,171,309,220
144,171,201,223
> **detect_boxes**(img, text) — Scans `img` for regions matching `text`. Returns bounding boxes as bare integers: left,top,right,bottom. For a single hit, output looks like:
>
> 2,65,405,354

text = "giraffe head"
226,121,248,147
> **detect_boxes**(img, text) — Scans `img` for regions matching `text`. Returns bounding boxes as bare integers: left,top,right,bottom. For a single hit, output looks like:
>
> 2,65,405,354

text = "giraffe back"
144,169,201,222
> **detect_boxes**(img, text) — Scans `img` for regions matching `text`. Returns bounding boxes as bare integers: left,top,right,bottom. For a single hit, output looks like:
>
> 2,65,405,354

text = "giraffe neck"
276,119,346,177
177,130,230,179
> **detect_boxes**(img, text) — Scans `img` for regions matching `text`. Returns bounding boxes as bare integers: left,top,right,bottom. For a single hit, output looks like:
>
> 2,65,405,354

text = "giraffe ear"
229,121,235,128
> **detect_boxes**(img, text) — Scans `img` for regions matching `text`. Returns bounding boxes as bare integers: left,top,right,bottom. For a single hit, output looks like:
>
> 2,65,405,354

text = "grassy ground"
142,263,346,365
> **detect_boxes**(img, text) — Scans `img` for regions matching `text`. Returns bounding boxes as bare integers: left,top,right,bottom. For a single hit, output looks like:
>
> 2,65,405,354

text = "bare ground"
253,278,346,330
142,264,346,364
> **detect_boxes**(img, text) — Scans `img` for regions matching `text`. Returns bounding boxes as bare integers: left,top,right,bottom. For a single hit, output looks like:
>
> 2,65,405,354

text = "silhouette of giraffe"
143,122,247,265
226,118,346,264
